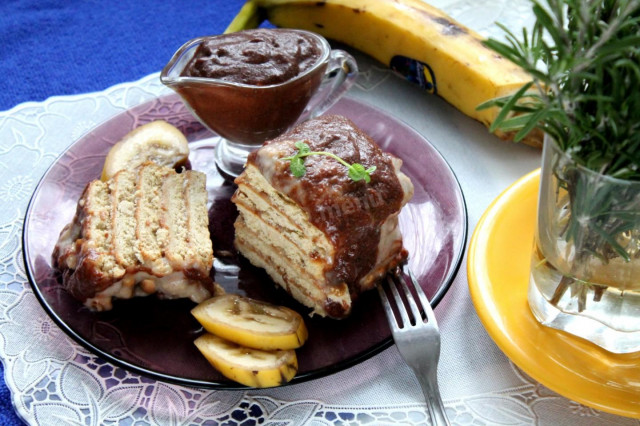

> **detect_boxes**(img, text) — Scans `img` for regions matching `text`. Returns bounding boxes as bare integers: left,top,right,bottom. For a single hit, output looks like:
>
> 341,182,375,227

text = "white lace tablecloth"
1,1,639,425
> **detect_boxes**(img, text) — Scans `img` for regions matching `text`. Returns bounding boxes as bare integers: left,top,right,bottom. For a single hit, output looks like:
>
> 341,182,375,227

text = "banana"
191,294,308,351
101,120,190,181
225,0,264,33
226,0,542,147
194,333,298,387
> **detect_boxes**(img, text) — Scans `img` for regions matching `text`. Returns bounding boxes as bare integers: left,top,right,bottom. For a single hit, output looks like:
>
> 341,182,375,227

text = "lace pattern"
1,1,638,424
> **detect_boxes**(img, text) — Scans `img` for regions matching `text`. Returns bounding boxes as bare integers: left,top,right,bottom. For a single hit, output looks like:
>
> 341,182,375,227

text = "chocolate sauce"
182,29,322,85
249,115,405,292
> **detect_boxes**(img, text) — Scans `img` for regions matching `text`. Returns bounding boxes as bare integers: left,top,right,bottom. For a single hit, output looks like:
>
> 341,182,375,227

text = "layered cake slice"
53,162,217,311
232,115,414,318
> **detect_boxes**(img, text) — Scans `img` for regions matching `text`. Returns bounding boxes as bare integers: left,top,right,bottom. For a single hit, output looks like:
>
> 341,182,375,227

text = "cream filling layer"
84,270,212,311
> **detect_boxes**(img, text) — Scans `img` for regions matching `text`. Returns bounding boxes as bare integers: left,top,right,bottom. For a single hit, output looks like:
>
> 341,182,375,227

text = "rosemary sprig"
478,0,640,178
283,141,377,182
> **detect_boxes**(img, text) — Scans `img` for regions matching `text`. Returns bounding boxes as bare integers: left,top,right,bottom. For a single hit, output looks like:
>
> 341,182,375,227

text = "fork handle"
415,370,451,426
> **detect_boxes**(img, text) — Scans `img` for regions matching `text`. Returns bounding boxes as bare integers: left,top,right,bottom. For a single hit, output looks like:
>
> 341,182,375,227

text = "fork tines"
378,265,438,330
377,265,450,425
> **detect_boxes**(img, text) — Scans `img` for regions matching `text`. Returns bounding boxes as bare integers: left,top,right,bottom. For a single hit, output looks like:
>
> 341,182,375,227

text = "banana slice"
192,294,308,350
101,120,189,181
194,333,298,387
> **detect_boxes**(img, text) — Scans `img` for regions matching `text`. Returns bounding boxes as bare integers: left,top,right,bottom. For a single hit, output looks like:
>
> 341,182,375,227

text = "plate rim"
467,168,640,419
22,94,468,389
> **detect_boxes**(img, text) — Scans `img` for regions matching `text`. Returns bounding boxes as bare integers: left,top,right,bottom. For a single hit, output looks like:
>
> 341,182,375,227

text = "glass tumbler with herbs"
478,0,640,353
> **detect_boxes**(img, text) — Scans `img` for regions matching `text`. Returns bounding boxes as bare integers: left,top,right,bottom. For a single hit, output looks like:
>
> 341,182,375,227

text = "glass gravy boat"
160,30,358,177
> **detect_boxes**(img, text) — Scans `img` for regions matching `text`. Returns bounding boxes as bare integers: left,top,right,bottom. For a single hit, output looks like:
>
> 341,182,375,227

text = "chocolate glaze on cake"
182,28,323,86
249,115,409,294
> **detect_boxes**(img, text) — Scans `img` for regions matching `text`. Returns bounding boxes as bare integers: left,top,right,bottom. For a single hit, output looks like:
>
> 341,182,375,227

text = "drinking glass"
528,135,640,353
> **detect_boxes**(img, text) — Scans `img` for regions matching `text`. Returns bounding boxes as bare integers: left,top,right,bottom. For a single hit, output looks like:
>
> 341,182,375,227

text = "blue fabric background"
1,1,247,423
0,0,246,112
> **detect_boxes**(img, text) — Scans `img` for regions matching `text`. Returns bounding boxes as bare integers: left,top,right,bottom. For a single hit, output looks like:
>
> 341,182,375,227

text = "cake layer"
163,172,190,269
233,164,333,278
137,163,173,275
111,169,139,268
235,164,333,255
233,163,353,317
234,220,351,318
185,170,214,274
53,162,216,311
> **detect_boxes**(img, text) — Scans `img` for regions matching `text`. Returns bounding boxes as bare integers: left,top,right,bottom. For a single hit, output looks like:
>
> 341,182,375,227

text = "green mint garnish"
289,156,306,178
282,141,376,183
294,140,311,155
348,163,377,183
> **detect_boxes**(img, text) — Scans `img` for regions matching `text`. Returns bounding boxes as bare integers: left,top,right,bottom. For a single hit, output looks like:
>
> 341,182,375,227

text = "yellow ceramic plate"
468,169,640,419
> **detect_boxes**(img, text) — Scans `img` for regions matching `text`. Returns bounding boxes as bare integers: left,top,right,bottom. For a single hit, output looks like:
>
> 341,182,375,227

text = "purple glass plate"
23,94,467,389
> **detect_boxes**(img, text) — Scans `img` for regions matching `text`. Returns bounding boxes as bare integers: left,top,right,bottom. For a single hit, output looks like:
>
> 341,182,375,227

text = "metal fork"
378,265,451,426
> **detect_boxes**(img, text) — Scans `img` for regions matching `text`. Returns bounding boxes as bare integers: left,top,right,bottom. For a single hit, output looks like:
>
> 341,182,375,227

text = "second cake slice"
53,162,218,311
232,115,414,318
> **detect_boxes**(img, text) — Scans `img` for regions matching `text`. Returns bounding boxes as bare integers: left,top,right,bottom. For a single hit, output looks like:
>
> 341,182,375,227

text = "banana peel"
225,1,264,33
225,0,542,148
